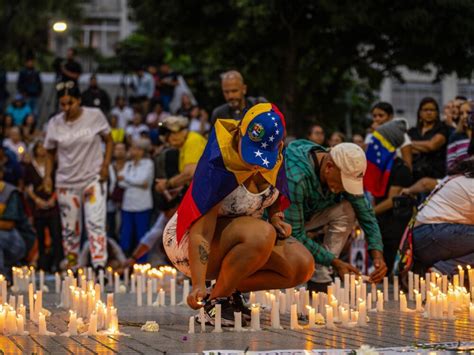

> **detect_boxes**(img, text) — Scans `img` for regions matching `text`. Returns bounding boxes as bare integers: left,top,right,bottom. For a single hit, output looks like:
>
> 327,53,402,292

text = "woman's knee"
239,221,276,254
284,240,314,285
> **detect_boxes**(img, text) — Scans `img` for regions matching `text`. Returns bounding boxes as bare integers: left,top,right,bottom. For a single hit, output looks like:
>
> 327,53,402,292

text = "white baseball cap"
329,143,367,195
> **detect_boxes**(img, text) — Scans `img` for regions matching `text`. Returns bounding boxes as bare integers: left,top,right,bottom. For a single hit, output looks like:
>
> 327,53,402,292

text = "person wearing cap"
126,115,206,266
5,94,34,126
162,103,314,326
118,137,155,259
210,70,267,126
284,140,387,291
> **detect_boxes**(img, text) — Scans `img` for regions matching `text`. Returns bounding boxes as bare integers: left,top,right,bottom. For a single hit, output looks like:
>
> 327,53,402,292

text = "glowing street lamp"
52,21,67,32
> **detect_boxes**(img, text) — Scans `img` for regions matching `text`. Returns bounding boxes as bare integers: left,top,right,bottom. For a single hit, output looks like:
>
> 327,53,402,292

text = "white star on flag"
267,113,272,116
262,157,270,167
269,136,275,142
274,122,278,127
271,116,276,121
261,142,268,148
374,144,379,150
275,129,280,135
254,150,263,158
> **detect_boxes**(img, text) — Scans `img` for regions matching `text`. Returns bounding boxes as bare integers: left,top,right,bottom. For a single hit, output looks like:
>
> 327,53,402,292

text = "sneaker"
199,297,244,327
231,291,252,322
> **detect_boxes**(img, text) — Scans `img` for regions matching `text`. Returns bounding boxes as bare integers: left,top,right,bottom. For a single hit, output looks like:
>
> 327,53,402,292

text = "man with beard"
210,70,266,125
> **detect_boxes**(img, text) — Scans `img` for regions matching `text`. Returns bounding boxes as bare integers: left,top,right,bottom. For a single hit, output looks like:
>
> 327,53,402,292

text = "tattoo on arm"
198,241,209,265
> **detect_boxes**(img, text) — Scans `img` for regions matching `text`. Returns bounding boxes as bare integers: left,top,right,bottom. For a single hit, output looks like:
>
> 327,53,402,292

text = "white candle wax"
16,315,24,335
188,315,195,334
131,274,136,293
233,312,242,331
383,277,389,301
400,292,407,312
39,270,44,292
159,289,165,306
358,300,367,326
124,267,129,287
371,283,376,303
212,304,222,333
38,312,47,335
279,293,286,314
55,273,61,294
393,276,399,301
469,303,474,321
271,300,280,329
447,301,455,320
6,310,17,335
290,303,299,330
137,276,142,307
114,273,120,293
415,291,423,312
68,311,78,335
408,271,414,301
0,310,5,334
367,293,372,311
251,304,261,331
249,292,256,305
308,306,316,329
88,312,98,335
182,279,190,305
199,307,205,332
458,266,464,288
170,278,176,306
376,291,383,312
99,269,105,293
325,305,334,328
311,291,318,312
350,274,356,307
107,293,114,308
420,278,426,300
35,291,42,321
147,279,153,306
414,273,419,294
31,268,36,292
344,274,350,304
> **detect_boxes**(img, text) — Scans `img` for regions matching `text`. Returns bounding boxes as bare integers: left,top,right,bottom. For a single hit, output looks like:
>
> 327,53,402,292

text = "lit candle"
376,291,383,312
114,273,120,293
124,267,129,288
6,310,17,335
367,293,372,311
290,303,299,329
453,275,459,288
28,283,34,321
469,303,474,321
106,267,113,285
170,278,176,306
415,290,423,312
0,309,5,334
340,306,349,326
344,274,350,304
307,306,316,329
137,275,142,307
393,276,399,301
249,292,256,305
251,304,261,331
408,271,414,301
350,274,356,307
188,315,195,334
38,312,55,335
325,305,334,328
271,300,280,329
16,314,25,335
147,279,153,306
212,304,222,333
279,292,286,314
109,307,119,333
400,291,407,312
358,300,367,326
131,274,136,293
414,273,419,294
383,277,389,301
35,291,42,321
68,311,78,335
88,312,98,335
233,312,242,332
420,278,426,301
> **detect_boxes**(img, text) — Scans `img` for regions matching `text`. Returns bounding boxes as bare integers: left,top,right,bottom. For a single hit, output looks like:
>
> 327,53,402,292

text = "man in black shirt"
59,48,82,85
17,57,42,117
81,75,111,115
210,70,266,125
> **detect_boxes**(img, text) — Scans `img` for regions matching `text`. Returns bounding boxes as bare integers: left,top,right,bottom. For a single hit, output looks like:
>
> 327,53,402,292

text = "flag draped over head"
364,119,407,197
176,103,290,244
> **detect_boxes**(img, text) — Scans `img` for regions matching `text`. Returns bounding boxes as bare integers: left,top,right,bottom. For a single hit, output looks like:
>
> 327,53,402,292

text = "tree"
129,0,474,135
0,0,82,69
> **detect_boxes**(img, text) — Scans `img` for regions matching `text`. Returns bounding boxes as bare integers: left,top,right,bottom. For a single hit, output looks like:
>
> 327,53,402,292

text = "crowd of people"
0,54,472,326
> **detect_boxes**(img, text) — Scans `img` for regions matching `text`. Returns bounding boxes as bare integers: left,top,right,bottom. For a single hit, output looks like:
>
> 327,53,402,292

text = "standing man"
284,140,387,291
210,70,266,125
81,75,111,115
58,48,82,86
17,56,42,118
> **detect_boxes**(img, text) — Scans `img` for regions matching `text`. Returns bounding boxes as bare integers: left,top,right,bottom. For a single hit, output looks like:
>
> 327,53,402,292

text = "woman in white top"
404,158,474,275
44,82,113,271
118,138,154,260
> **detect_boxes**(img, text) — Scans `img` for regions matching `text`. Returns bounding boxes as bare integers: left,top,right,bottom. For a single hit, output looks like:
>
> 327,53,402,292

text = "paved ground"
0,282,472,354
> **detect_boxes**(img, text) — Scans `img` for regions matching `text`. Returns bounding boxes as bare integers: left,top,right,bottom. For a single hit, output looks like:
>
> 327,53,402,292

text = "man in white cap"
284,140,387,291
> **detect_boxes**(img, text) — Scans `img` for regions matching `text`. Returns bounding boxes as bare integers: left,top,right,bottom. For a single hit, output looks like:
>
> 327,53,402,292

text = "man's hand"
99,165,109,182
155,178,167,193
331,258,360,279
270,214,292,239
369,250,387,283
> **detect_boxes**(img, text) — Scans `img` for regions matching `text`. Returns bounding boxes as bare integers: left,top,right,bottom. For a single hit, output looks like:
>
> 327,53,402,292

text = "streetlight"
52,21,67,32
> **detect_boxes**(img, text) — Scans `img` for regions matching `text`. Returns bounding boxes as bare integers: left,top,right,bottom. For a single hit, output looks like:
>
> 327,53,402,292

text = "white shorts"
163,213,192,277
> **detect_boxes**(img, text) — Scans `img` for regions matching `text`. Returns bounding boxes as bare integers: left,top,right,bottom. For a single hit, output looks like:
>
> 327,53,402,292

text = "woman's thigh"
206,216,276,279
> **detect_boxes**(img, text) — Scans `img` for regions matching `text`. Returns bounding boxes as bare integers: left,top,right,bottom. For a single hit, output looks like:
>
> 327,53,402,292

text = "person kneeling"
163,103,314,326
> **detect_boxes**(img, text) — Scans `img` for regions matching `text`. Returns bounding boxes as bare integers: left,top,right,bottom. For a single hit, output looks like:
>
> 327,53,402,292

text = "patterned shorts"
163,213,191,277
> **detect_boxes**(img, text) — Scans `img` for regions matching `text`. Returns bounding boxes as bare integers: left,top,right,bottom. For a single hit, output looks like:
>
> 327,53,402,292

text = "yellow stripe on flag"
373,131,396,152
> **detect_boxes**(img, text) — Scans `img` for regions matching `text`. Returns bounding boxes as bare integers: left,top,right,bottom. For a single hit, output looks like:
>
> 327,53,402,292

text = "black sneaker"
231,291,252,322
199,297,245,327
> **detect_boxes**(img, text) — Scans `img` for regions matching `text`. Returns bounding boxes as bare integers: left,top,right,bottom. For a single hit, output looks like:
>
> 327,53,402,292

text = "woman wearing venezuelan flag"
163,103,314,326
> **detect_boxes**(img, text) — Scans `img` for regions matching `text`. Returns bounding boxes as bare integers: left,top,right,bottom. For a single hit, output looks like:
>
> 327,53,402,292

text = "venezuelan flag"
176,109,290,244
363,130,396,197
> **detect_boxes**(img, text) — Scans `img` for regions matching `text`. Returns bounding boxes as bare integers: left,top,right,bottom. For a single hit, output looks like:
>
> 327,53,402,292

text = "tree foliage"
129,0,474,134
0,0,82,69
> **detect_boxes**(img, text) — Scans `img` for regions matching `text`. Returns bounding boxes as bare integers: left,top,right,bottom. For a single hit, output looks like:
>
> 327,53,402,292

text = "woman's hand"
187,285,208,310
270,213,292,239
42,176,53,194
